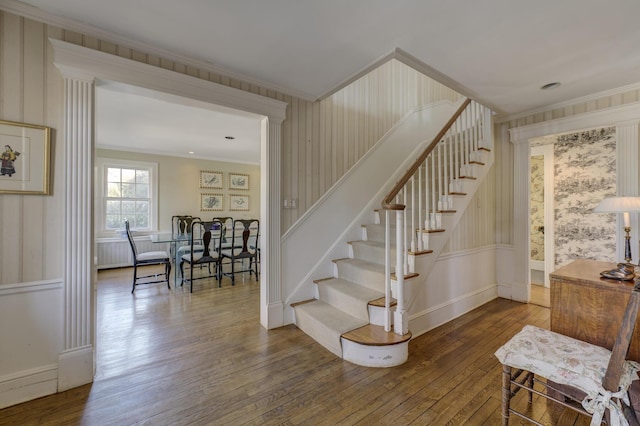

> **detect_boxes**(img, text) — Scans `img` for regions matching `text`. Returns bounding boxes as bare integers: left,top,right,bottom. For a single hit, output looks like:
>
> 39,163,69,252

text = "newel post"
394,210,408,335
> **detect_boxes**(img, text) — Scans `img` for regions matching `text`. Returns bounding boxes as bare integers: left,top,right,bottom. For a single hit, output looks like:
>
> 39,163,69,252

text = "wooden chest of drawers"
550,259,640,361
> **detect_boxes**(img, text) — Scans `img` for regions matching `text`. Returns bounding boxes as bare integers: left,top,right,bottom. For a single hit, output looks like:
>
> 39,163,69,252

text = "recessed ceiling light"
225,136,235,140
188,151,194,154
540,82,561,90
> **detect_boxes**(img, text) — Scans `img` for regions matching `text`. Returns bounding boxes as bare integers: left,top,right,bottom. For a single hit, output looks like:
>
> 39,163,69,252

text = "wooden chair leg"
527,372,534,404
502,364,511,426
179,261,185,287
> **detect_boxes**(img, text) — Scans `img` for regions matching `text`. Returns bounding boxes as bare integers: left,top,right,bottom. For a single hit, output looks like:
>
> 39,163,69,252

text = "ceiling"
10,0,640,158
95,81,262,164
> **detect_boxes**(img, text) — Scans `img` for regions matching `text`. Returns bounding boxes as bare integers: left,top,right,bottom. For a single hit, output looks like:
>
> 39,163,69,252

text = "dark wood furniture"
550,259,640,362
125,220,171,293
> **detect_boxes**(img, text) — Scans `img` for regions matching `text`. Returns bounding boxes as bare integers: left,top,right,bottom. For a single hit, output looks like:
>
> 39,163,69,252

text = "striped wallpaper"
0,8,496,284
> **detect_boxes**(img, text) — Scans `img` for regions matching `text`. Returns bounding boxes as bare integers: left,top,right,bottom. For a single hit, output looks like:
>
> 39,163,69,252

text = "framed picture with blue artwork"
201,193,223,211
200,170,223,189
229,194,249,211
229,173,249,190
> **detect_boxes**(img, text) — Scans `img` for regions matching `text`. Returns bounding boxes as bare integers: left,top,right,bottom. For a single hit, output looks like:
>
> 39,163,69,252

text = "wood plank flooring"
0,267,587,425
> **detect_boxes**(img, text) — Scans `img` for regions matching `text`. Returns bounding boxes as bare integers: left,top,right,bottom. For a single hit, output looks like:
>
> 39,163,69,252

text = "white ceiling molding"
50,38,287,123
496,81,640,124
509,100,640,143
0,0,315,102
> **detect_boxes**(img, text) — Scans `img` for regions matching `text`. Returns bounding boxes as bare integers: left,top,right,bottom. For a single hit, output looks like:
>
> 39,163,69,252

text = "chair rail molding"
509,102,640,302
51,38,288,390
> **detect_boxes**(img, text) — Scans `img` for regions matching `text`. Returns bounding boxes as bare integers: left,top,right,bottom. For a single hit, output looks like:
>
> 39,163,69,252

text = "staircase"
293,99,492,367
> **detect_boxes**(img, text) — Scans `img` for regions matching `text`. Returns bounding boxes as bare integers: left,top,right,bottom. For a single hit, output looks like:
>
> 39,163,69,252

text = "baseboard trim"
0,364,58,409
408,284,498,338
58,346,94,391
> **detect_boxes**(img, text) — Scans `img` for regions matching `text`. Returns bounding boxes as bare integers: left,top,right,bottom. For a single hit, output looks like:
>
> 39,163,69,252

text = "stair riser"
336,262,385,292
351,242,392,265
318,284,371,322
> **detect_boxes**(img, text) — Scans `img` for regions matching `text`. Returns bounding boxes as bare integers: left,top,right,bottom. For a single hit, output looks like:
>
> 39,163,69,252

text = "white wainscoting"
0,279,63,409
96,236,168,269
408,246,499,338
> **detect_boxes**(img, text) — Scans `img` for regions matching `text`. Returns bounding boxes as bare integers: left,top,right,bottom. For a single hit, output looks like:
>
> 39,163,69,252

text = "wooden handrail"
381,98,472,210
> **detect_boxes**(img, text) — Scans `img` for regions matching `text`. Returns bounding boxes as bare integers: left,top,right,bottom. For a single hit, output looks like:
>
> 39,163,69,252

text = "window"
97,158,158,233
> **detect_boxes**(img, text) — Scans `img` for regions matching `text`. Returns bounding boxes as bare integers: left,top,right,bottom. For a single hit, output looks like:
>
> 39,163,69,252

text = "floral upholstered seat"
496,325,640,425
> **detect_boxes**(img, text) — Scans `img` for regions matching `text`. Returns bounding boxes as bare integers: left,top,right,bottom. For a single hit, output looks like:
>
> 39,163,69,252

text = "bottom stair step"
341,324,412,368
293,300,368,357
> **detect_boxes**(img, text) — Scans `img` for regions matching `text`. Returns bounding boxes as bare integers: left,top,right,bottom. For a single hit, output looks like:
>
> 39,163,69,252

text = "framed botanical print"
229,173,249,190
229,194,249,211
0,119,51,195
201,193,223,211
200,171,223,189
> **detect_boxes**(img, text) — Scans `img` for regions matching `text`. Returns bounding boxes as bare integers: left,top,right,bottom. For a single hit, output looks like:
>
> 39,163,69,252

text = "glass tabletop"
150,233,193,244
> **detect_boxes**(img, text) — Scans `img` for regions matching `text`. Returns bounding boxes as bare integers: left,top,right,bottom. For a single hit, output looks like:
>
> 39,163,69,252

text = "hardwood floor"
0,267,583,425
530,283,551,308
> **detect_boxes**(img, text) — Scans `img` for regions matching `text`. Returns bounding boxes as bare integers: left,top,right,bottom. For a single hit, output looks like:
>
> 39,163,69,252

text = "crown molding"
0,0,316,102
509,100,640,143
495,81,640,124
50,39,288,123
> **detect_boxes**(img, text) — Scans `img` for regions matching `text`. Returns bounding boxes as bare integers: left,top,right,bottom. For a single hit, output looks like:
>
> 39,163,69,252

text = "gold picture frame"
229,194,249,211
229,173,249,190
201,193,224,211
0,119,51,195
200,170,223,189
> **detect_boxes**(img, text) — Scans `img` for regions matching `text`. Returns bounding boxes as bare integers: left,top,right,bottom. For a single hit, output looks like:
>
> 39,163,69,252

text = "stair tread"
342,324,412,346
317,277,384,302
295,300,368,333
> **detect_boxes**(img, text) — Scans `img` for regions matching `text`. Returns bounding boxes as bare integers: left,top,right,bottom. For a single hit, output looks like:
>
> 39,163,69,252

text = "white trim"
95,157,159,235
436,244,497,261
58,346,94,392
530,144,554,287
510,101,640,143
0,279,63,296
496,82,640,123
408,284,498,338
509,103,640,302
0,364,58,410
530,260,545,271
0,0,314,102
49,39,287,123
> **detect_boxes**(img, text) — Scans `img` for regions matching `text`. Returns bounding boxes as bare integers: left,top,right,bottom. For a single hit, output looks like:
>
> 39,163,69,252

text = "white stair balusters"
382,99,491,336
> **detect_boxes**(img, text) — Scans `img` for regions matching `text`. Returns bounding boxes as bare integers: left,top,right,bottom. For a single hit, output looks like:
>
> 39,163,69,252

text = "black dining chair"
220,219,259,285
125,220,171,293
179,219,223,292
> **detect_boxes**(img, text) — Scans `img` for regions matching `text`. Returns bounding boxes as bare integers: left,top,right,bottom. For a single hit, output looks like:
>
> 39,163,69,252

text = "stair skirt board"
341,338,409,368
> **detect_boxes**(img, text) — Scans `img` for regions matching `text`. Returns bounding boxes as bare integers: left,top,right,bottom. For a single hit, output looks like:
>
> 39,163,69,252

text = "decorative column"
56,69,95,391
511,138,530,302
616,120,640,263
261,119,284,329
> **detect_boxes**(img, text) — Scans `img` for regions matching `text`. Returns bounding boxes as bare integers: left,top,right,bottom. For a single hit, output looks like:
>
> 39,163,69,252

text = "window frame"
96,157,158,236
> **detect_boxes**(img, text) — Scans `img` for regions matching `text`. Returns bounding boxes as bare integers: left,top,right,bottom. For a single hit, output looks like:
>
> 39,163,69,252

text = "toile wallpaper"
530,155,545,261
554,127,617,267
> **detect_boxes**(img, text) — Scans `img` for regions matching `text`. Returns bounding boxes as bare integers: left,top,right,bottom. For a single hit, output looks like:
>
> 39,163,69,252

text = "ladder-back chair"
495,281,640,425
